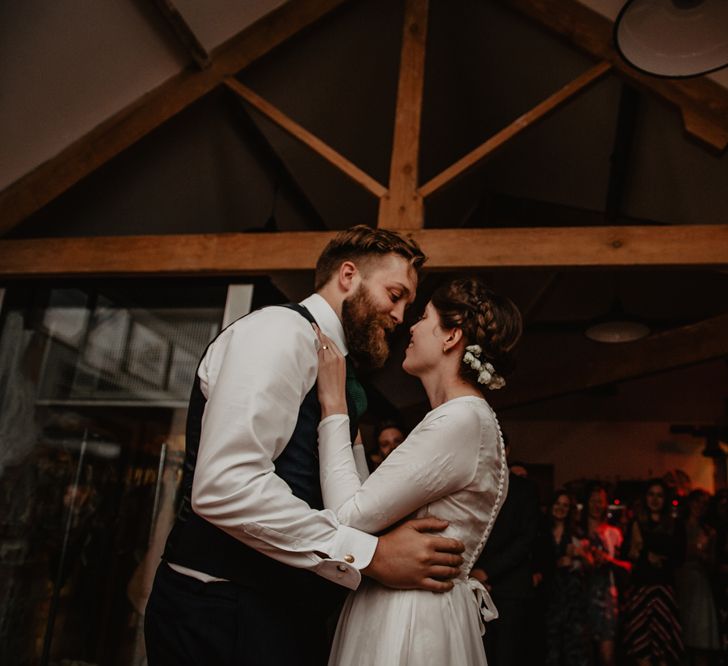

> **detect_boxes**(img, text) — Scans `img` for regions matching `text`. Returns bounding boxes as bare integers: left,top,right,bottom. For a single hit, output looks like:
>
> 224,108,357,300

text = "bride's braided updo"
431,277,522,389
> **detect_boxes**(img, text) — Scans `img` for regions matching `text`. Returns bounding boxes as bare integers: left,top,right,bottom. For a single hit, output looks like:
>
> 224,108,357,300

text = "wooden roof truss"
1,0,727,277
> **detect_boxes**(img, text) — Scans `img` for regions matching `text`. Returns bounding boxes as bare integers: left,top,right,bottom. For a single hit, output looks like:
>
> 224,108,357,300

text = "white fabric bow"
467,577,499,636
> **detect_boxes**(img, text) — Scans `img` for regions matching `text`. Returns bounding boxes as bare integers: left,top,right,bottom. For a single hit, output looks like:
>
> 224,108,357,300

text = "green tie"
345,355,368,424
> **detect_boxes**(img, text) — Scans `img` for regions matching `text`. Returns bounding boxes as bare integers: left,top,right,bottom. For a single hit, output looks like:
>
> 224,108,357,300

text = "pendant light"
584,274,650,343
614,0,728,78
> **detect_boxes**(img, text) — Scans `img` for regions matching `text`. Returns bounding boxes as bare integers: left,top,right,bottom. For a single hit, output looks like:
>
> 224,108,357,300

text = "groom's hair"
314,225,426,290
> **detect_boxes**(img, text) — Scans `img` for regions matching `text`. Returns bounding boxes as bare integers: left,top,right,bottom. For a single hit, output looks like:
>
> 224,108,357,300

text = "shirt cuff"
313,524,378,590
318,413,349,430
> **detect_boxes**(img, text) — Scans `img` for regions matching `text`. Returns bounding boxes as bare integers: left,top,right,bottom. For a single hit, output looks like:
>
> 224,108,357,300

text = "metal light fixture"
584,320,651,343
614,0,728,78
584,274,650,343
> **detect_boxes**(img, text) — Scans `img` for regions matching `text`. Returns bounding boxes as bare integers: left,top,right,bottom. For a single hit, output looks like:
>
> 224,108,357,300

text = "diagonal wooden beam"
377,0,429,230
149,0,211,69
225,78,387,198
501,0,728,152
604,84,640,222
0,225,726,278
419,61,611,198
230,101,328,231
0,0,350,236
496,312,728,409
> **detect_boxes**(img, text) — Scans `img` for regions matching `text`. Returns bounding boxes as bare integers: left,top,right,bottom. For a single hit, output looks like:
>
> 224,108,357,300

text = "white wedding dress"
317,395,508,666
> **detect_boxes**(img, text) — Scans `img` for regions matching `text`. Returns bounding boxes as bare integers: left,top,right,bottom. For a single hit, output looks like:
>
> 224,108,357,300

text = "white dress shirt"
170,294,377,590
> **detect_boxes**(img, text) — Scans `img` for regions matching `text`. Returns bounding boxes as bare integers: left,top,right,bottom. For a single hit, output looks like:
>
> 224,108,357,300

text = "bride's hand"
314,325,348,419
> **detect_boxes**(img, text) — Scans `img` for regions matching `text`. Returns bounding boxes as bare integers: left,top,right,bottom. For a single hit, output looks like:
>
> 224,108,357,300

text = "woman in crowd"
581,483,632,666
623,479,684,666
707,489,728,663
544,490,590,666
676,489,721,666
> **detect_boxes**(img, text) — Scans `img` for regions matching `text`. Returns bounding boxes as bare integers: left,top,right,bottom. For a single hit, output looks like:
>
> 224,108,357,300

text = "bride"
315,277,522,666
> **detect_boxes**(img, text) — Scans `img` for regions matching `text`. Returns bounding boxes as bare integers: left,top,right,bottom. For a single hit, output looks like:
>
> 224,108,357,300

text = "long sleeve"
352,443,370,482
190,306,377,589
317,401,481,534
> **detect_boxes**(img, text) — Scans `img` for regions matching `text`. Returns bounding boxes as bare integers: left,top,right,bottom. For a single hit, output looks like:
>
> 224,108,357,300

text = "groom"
145,226,466,665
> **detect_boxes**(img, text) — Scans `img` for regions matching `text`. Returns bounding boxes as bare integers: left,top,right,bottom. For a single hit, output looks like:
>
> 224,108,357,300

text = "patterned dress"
623,518,684,665
584,525,622,642
544,530,590,666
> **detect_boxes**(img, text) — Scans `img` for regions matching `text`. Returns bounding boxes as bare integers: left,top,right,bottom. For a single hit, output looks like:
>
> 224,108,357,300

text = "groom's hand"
362,517,464,593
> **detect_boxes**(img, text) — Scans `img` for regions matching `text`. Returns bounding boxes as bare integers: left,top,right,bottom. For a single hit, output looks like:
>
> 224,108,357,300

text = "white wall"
0,0,284,191
499,359,726,492
504,418,717,492
0,0,186,189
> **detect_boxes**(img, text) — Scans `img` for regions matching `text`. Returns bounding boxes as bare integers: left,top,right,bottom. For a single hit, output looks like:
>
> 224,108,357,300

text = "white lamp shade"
585,320,651,343
615,0,728,77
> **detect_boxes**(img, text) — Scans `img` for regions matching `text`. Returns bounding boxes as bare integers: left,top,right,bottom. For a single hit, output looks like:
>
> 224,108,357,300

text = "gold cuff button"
344,554,355,564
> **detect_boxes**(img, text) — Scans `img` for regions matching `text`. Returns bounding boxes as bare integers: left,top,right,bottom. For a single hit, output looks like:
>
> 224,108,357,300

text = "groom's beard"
342,285,395,371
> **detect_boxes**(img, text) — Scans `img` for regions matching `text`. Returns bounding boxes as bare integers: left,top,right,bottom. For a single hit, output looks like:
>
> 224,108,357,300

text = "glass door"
0,280,235,665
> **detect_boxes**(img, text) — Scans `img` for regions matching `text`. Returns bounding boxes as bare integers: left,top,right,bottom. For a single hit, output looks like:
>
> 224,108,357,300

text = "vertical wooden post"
377,0,428,230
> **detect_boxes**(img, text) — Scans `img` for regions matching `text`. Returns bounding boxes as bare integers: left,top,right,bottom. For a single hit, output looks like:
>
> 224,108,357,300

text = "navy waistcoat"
162,304,363,594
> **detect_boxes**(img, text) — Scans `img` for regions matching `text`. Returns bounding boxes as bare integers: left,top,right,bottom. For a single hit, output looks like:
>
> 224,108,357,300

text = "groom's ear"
338,260,360,293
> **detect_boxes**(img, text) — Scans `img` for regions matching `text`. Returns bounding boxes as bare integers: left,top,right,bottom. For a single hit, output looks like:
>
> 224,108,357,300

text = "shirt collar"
300,293,349,356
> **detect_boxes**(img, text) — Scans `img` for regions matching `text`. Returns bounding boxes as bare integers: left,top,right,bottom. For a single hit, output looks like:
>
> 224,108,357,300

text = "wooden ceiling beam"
225,78,387,198
604,84,639,222
501,0,728,152
0,224,726,278
419,60,611,198
231,102,328,231
0,0,349,235
377,0,429,230
149,0,211,69
496,312,728,409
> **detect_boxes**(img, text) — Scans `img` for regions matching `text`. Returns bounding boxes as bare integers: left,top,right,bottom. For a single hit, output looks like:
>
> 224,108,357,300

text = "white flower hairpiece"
463,345,506,390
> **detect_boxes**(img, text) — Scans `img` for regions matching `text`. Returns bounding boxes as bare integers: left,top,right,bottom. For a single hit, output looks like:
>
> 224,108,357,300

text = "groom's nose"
390,301,406,325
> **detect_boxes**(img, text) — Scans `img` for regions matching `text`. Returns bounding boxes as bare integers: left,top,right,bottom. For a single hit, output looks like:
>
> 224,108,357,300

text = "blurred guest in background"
543,490,590,666
676,489,720,666
368,418,405,469
509,460,529,479
472,441,542,666
707,488,728,664
623,479,684,666
581,483,632,666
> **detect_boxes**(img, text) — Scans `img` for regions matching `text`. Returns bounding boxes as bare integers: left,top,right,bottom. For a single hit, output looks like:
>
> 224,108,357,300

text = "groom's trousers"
145,563,335,666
